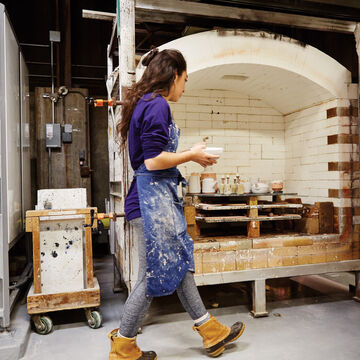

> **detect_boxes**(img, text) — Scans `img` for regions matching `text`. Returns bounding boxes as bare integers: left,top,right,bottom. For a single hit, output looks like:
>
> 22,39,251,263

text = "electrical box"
46,123,61,148
49,30,61,43
62,124,72,143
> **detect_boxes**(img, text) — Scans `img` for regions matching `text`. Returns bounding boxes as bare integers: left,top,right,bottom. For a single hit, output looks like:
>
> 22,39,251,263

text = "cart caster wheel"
86,310,102,329
33,315,53,335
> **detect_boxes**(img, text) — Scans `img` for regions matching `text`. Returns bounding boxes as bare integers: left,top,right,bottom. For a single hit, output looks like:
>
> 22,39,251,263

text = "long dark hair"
117,48,187,147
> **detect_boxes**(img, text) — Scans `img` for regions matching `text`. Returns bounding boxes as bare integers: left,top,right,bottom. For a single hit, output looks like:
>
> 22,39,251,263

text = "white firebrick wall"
169,89,285,184
169,90,355,207
285,98,355,208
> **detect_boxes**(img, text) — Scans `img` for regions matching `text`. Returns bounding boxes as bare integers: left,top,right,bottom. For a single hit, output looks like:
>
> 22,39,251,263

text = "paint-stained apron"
135,120,194,297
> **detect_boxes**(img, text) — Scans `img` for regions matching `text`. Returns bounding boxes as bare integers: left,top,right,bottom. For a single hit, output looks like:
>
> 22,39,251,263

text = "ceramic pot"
200,173,217,181
202,177,217,193
243,182,251,194
189,173,201,193
271,180,283,191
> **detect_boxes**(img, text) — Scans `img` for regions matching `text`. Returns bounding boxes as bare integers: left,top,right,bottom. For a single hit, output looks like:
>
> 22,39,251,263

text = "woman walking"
109,48,245,359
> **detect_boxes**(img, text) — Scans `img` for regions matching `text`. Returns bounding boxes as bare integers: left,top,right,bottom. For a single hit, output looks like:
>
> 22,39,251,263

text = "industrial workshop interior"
1,0,360,359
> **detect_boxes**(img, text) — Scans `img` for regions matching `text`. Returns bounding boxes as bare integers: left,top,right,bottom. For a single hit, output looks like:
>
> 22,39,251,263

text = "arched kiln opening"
137,30,357,237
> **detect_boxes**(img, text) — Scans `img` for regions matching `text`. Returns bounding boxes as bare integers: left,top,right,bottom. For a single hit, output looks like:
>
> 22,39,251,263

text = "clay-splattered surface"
39,219,84,293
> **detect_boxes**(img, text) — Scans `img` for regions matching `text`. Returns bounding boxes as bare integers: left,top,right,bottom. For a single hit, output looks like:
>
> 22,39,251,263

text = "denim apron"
135,120,194,297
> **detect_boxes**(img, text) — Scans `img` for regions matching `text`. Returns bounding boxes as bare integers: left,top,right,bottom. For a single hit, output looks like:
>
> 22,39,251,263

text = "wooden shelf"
189,192,297,198
187,192,302,239
196,214,302,223
196,203,303,211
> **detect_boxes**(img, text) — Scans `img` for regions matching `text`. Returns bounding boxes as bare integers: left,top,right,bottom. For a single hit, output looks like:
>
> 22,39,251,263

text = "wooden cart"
26,207,102,334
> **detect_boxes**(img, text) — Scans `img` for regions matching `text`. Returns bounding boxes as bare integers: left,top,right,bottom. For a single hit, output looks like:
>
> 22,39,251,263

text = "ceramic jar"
189,173,201,193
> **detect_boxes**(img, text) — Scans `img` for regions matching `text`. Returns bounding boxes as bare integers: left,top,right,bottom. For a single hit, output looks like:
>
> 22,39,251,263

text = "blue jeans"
119,217,207,337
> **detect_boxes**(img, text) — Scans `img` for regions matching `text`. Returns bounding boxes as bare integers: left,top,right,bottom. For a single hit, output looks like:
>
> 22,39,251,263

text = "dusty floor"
21,255,360,360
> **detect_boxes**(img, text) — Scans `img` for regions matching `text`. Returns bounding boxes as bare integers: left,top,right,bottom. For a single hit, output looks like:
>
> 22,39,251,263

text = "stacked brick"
167,89,360,275
193,235,359,274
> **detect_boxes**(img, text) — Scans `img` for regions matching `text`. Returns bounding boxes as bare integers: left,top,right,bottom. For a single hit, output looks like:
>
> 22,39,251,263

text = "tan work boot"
108,329,157,360
193,316,245,357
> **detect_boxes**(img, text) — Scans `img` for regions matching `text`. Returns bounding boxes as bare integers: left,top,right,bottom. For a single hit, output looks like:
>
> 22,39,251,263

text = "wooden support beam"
303,0,360,8
83,0,356,33
32,217,41,294
119,0,136,89
85,214,94,288
247,196,260,238
136,0,356,33
355,23,360,220
82,9,116,21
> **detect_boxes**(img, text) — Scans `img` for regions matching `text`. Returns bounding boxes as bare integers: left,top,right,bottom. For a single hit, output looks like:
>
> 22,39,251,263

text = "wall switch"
62,124,72,143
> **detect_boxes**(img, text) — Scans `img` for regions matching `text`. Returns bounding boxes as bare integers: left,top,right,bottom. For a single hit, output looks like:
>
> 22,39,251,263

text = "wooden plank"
135,0,356,33
82,9,115,21
26,207,97,218
196,203,249,210
195,193,297,198
302,0,360,9
25,217,33,232
184,205,196,225
85,214,94,288
196,214,302,223
83,2,359,33
27,278,100,314
32,217,41,294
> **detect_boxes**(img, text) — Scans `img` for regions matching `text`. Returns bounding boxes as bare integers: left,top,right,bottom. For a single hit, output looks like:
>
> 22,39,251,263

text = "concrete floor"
20,256,360,360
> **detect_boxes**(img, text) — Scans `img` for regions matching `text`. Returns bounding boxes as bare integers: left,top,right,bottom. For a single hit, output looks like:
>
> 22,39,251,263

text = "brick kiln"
112,29,360,316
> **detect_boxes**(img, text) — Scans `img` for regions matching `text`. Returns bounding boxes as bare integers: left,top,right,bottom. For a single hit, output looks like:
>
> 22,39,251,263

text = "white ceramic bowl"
204,147,223,156
251,183,270,194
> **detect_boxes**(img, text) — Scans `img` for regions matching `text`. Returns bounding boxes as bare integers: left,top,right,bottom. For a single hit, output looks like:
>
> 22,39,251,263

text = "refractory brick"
236,249,251,270
202,252,220,273
250,249,268,269
218,251,236,272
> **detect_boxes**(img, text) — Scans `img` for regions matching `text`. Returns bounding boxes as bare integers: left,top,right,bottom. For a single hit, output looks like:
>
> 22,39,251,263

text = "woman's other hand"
190,142,219,167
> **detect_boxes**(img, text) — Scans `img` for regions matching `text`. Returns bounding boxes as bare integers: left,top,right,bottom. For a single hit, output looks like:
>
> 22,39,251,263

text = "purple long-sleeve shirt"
125,93,171,221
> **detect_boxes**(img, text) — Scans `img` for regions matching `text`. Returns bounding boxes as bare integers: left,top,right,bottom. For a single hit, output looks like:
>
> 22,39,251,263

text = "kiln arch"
138,30,353,115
